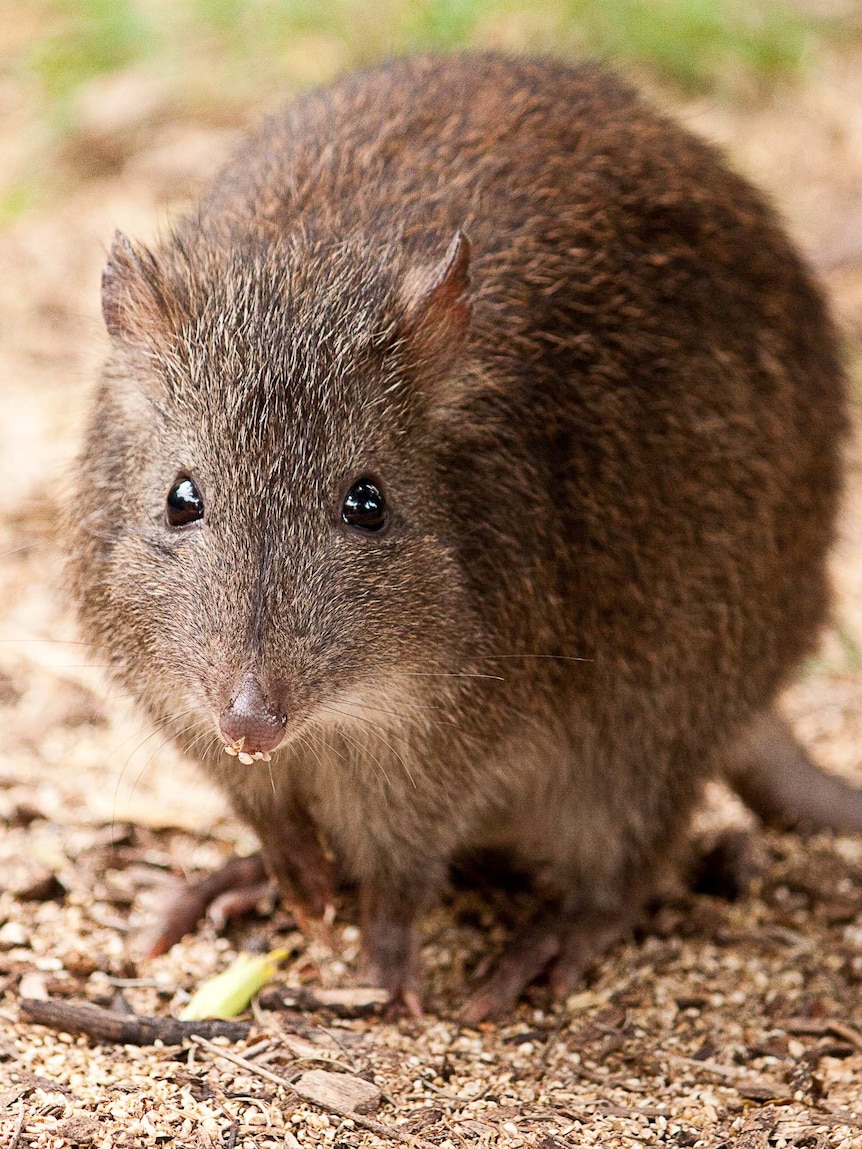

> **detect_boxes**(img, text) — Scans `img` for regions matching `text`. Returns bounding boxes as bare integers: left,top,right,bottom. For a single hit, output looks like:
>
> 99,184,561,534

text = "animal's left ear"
399,230,472,357
101,229,171,346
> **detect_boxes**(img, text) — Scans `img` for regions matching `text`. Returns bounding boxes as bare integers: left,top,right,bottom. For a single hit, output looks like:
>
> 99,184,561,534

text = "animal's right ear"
101,230,167,344
398,230,472,361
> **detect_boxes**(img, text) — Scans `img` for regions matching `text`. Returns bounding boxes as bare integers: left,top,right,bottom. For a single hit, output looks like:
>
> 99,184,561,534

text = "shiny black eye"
166,477,204,527
341,478,387,532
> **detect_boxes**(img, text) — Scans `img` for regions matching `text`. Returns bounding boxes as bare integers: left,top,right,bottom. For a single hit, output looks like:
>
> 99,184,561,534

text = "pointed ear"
399,230,471,357
101,230,168,343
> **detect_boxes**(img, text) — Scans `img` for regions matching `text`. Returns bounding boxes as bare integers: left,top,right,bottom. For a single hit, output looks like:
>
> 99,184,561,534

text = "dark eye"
341,478,387,532
166,477,204,527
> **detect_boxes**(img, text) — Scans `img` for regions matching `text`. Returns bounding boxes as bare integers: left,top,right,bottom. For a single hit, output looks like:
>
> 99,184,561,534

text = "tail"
725,710,862,833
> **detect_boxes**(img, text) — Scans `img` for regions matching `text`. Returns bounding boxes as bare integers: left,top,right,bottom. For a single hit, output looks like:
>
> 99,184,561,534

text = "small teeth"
225,745,272,764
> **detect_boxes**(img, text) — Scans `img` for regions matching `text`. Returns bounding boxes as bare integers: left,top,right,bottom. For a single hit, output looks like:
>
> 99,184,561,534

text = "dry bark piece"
293,1068,381,1114
55,1113,102,1146
736,1080,790,1103
19,997,251,1044
732,1111,778,1149
305,986,389,1009
270,985,389,1017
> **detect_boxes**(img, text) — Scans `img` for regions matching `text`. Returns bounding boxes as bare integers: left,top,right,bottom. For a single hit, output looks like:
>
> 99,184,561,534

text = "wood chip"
293,1067,382,1114
18,973,48,1001
276,985,389,1017
307,986,389,1009
731,1110,777,1149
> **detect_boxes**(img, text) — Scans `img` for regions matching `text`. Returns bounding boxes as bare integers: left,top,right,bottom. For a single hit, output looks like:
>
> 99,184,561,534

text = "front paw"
359,887,427,1019
357,950,424,1018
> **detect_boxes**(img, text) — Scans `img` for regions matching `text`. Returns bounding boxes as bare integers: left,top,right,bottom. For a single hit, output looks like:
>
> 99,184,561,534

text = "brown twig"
778,1016,862,1054
19,998,251,1045
813,1102,862,1130
9,1101,26,1149
189,1036,298,1089
667,1054,787,1100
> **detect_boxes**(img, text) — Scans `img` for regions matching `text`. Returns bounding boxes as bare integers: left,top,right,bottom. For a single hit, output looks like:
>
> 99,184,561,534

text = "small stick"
815,1101,862,1129
190,1035,435,1149
823,1021,862,1054
239,1037,275,1060
9,1101,26,1149
20,998,251,1045
190,1035,298,1090
667,1054,785,1096
413,1078,475,1103
778,1017,862,1054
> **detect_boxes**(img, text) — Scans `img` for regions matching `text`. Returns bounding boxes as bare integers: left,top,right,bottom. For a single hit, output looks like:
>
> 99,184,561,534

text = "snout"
219,673,288,764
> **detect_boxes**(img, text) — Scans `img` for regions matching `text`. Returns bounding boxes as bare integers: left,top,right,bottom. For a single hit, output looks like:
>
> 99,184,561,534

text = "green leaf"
180,948,289,1020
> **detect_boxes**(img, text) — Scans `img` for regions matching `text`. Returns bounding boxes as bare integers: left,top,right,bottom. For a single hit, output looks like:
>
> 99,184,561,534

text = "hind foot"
460,900,638,1023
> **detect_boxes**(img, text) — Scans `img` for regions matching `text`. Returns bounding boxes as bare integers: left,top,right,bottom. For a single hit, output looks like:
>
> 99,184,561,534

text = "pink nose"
219,674,287,755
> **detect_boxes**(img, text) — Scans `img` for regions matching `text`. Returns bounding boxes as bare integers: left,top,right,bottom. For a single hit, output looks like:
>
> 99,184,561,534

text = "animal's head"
68,224,486,766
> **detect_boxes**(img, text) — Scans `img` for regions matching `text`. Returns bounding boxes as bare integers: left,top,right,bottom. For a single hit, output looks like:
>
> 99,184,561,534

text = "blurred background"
4,1,862,227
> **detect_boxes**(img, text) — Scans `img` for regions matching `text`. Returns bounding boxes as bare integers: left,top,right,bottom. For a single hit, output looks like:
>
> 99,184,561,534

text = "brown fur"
68,54,849,1012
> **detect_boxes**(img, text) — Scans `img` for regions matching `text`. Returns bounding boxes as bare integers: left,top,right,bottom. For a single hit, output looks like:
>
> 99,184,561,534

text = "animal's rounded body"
69,54,848,1014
